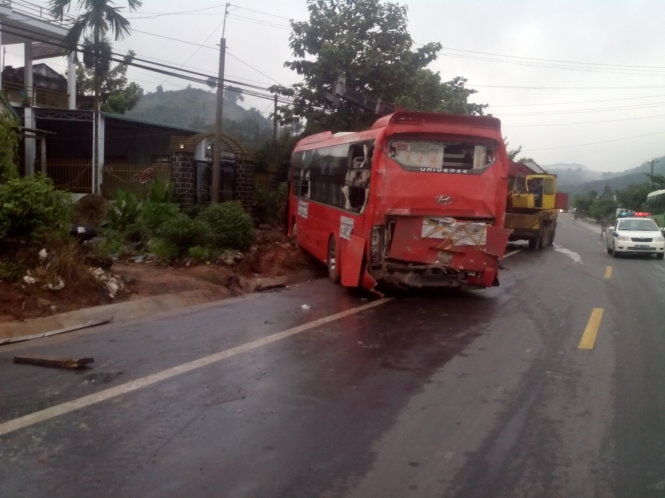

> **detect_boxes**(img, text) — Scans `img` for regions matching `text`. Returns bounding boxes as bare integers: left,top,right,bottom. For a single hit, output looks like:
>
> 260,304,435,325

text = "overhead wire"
0,22,293,106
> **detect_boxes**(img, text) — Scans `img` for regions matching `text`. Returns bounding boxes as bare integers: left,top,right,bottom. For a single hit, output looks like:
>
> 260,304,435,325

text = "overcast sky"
8,0,665,172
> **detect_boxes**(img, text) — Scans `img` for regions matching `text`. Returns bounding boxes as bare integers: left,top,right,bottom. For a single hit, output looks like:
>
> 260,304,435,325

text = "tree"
0,111,20,182
49,0,142,49
76,50,143,114
49,0,142,191
617,183,654,211
272,0,482,133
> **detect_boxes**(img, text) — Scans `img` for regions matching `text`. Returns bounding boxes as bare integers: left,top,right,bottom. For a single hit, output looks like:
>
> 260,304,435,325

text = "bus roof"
370,110,501,132
293,110,502,149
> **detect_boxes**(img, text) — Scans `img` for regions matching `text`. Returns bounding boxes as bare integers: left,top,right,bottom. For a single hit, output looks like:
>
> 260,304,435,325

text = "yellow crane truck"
505,160,559,250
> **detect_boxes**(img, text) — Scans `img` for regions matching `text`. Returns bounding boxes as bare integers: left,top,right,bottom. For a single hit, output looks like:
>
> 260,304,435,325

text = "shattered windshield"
387,139,496,172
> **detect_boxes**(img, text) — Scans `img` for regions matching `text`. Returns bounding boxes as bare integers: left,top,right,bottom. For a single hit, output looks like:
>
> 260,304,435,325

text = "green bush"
188,245,211,262
138,201,181,233
105,190,142,233
145,180,174,203
0,175,72,243
0,258,25,282
95,227,125,256
197,201,255,251
147,237,180,262
155,212,208,259
0,111,20,183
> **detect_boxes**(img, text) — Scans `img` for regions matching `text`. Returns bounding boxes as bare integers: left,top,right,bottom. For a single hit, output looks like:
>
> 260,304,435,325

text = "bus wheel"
327,235,340,282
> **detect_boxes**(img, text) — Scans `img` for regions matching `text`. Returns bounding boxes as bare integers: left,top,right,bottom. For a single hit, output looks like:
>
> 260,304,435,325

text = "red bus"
287,110,511,293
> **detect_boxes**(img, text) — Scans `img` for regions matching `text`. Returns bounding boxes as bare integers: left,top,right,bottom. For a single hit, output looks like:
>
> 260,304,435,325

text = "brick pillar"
235,162,255,213
170,151,195,206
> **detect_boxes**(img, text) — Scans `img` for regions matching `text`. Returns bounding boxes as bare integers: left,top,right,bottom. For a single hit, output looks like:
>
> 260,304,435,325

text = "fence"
47,159,92,194
47,159,171,197
101,161,171,198
47,157,251,206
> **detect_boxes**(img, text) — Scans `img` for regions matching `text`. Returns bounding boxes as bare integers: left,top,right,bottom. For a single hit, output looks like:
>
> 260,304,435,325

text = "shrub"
105,189,142,233
0,111,20,183
147,237,179,262
145,180,174,203
94,227,125,257
155,212,208,259
188,245,211,262
138,201,181,234
197,201,255,251
0,175,72,244
0,258,25,282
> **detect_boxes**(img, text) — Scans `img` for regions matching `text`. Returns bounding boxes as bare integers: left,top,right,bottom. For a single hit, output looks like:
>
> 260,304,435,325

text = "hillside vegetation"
546,158,665,197
126,86,273,150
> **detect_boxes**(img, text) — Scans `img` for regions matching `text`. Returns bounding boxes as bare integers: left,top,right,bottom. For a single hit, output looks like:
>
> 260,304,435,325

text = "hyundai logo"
435,194,453,204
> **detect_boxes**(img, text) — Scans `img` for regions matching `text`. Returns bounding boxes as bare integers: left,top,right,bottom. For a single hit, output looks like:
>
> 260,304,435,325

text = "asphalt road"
1,212,664,497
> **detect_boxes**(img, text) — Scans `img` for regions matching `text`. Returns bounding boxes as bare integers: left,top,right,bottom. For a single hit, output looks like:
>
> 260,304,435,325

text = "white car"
606,217,665,259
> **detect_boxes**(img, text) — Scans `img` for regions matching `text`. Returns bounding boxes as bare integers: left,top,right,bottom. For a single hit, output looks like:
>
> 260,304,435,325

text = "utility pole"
273,93,277,143
211,3,229,203
651,158,655,188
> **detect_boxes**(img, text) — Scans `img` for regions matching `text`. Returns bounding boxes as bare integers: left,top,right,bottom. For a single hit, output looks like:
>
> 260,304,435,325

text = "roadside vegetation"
0,107,282,292
574,174,665,222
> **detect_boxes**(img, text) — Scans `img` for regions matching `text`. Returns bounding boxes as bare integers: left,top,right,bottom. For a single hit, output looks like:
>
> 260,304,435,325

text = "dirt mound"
0,229,323,323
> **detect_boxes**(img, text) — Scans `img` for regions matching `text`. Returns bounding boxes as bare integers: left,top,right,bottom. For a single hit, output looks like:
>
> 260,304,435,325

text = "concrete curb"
0,290,218,343
0,274,297,344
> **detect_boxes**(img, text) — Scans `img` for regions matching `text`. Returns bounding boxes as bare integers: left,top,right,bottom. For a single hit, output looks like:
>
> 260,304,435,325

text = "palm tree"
49,0,143,193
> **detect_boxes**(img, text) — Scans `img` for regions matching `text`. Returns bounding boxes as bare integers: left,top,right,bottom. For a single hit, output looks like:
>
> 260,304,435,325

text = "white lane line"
554,246,583,264
0,298,393,437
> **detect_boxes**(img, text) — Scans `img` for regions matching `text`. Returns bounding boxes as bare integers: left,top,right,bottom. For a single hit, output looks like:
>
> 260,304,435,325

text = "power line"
443,47,665,77
490,93,665,108
523,129,665,153
0,23,293,106
505,112,665,127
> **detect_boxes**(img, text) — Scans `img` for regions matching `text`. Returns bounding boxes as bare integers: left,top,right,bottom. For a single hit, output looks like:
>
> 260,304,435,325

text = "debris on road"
0,317,113,346
13,355,94,369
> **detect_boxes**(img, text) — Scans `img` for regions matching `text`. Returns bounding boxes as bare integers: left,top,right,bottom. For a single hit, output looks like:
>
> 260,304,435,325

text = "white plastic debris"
38,248,48,261
301,304,311,310
46,277,65,291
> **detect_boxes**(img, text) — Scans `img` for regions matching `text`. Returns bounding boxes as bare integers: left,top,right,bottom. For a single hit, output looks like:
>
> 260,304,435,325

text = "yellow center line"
578,308,604,350
604,266,612,279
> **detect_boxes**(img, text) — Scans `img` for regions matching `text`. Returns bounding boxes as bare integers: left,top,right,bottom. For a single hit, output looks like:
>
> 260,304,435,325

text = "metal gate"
194,159,236,204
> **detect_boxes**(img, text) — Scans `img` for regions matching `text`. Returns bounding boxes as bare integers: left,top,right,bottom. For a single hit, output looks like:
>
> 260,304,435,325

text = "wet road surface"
1,213,665,497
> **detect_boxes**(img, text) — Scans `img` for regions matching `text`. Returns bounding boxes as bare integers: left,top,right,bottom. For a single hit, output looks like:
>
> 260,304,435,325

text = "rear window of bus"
387,139,496,172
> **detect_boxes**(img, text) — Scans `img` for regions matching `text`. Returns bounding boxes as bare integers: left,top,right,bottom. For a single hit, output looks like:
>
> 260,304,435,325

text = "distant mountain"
545,163,616,186
126,86,273,150
544,158,665,198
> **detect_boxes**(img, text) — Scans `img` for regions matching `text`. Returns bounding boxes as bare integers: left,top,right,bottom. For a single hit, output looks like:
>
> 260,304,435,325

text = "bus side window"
299,169,310,198
341,142,373,212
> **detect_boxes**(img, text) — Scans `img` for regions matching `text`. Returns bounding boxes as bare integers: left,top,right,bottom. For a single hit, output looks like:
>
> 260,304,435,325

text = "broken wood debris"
13,355,94,369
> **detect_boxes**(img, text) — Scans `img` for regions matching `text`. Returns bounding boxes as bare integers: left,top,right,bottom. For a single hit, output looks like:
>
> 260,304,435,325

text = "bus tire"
327,235,340,283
